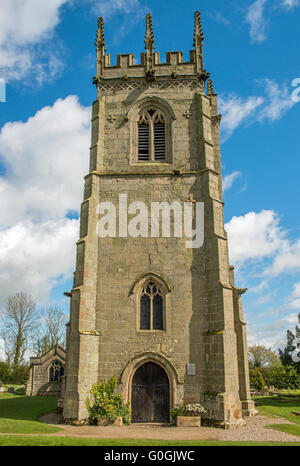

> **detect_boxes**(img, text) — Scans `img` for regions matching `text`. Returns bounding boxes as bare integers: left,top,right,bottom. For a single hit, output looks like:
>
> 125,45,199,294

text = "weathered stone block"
176,416,201,427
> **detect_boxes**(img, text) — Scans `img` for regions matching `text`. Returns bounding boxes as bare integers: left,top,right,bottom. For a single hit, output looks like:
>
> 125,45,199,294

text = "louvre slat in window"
154,123,166,160
138,123,150,160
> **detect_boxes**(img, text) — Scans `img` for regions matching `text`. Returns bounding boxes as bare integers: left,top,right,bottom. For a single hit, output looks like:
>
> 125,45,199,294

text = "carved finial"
95,17,105,51
193,11,204,74
207,79,214,96
193,10,204,46
144,13,156,82
94,16,106,82
145,13,155,51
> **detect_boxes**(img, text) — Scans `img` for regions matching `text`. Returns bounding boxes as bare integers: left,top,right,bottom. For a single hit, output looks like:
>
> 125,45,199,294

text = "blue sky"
0,0,300,353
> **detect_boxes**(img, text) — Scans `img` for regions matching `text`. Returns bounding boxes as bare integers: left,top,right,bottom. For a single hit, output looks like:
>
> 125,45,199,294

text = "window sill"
137,329,166,333
132,161,172,166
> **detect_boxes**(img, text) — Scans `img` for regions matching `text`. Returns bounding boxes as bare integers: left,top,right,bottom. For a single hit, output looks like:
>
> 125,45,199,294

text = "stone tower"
62,12,256,427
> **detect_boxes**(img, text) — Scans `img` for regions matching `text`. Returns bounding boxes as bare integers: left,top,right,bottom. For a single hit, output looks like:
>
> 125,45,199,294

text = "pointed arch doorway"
131,362,170,423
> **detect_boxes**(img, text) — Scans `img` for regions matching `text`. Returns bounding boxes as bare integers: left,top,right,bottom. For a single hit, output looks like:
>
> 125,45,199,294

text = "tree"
0,293,38,369
0,361,11,384
248,344,280,369
9,364,30,385
266,365,300,390
32,306,66,356
279,313,300,373
249,367,265,390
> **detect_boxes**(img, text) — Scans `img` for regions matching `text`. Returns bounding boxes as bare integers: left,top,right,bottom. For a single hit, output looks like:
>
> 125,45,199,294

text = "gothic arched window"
49,360,64,382
127,96,175,165
138,109,166,161
140,281,164,330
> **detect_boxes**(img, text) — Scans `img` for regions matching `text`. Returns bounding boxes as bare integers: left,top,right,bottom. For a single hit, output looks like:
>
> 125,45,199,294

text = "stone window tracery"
138,109,166,161
49,360,64,382
140,281,164,330
127,96,175,165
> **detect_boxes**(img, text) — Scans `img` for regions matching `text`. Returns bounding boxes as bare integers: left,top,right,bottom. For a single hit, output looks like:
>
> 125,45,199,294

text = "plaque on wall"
186,363,196,376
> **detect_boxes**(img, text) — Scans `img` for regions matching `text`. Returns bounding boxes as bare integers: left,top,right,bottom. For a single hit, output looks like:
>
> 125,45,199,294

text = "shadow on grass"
0,395,58,421
253,396,300,432
0,394,61,434
6,388,25,396
253,395,300,406
254,396,300,410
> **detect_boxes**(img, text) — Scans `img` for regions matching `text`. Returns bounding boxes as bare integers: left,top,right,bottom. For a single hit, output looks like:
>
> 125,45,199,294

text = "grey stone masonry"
26,345,65,397
63,11,256,427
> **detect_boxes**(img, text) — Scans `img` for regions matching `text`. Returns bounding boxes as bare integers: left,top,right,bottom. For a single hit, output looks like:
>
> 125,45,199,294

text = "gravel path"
36,413,300,443
216,416,300,443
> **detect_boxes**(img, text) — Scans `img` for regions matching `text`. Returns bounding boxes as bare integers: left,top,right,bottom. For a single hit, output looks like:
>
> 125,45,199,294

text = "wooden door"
131,362,170,423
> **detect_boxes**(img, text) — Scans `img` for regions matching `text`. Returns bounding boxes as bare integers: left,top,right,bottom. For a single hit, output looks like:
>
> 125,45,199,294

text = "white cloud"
291,282,300,298
0,95,90,227
0,218,79,304
223,171,242,192
245,0,300,44
209,11,230,26
0,0,69,82
219,94,264,141
225,210,300,286
255,291,277,305
282,0,299,9
85,0,148,42
0,95,90,305
0,1,68,46
257,79,296,121
289,282,300,309
86,0,145,18
247,312,299,349
264,238,300,277
246,0,268,43
225,210,286,264
0,0,147,82
248,279,269,294
219,79,297,141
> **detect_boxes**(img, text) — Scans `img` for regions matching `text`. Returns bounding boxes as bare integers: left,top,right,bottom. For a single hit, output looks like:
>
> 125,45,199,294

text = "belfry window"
138,109,166,161
49,360,64,382
140,281,164,330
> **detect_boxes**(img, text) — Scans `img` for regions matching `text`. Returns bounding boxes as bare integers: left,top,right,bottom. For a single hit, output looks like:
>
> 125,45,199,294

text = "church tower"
63,12,256,427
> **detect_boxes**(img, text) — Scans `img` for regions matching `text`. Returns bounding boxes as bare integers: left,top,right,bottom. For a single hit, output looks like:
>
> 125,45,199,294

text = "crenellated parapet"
93,11,211,90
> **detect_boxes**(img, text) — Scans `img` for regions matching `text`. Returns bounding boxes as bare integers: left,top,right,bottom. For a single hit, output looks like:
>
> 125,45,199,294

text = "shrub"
171,402,206,420
86,377,131,425
0,362,11,384
266,365,300,390
10,365,29,385
0,362,29,385
249,367,265,390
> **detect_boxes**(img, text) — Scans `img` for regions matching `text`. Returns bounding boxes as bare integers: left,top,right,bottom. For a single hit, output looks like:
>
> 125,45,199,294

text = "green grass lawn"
1,392,300,445
254,395,300,437
276,390,300,396
0,393,62,434
0,436,300,446
2,385,25,395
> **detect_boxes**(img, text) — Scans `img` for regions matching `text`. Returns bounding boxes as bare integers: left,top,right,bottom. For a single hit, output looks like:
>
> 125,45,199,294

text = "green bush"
10,365,29,385
266,365,300,390
0,362,29,385
249,367,265,390
86,377,131,425
0,362,11,384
